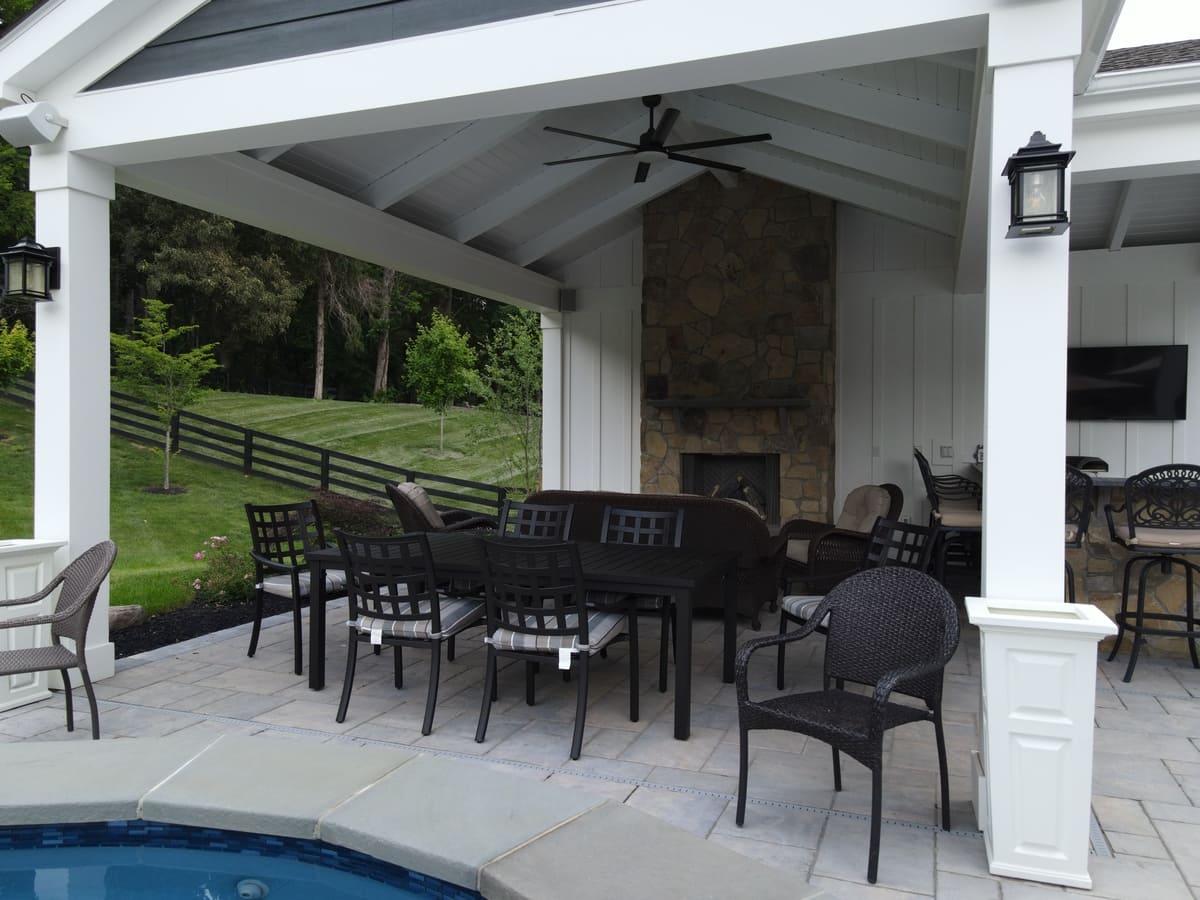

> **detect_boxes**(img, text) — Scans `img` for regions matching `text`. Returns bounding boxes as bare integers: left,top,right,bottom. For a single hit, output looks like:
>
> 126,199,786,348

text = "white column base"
967,596,1116,889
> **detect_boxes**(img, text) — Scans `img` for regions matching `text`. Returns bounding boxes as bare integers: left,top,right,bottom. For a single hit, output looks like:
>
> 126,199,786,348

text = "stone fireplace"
640,173,835,525
681,452,780,525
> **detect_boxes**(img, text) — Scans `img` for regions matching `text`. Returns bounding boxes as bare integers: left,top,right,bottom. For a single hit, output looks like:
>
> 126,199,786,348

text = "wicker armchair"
386,482,497,534
1065,464,1094,604
0,540,117,740
334,531,484,734
1105,464,1200,682
497,500,574,540
736,566,959,884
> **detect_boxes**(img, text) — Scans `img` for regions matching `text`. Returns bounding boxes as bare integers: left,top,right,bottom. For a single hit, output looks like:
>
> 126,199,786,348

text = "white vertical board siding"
1069,244,1200,476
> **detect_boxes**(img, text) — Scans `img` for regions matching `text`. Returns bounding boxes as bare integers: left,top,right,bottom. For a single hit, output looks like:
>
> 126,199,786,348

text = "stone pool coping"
0,736,828,900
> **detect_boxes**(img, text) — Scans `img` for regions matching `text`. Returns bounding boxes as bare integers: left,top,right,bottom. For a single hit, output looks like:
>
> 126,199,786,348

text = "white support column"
29,148,116,680
540,312,564,491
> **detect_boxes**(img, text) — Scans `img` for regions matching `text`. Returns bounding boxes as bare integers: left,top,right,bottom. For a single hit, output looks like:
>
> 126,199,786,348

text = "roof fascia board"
1072,108,1200,182
1074,0,1125,94
118,153,561,311
47,1,990,167
954,49,989,294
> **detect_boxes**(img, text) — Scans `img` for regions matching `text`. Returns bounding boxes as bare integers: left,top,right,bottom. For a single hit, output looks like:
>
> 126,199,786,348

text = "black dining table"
306,532,739,740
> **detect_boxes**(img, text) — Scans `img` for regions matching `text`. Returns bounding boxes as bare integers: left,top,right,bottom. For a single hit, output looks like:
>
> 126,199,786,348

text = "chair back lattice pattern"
1122,464,1200,536
245,501,327,566
478,539,589,643
819,567,959,707
498,501,574,541
863,517,938,572
336,531,444,632
50,540,119,644
1065,465,1094,547
601,506,684,548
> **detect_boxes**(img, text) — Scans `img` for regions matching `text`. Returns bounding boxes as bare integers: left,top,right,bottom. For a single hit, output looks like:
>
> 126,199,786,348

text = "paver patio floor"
3,600,1199,899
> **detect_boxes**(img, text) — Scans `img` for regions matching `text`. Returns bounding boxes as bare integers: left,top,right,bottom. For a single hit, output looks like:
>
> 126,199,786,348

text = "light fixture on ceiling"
1001,131,1075,238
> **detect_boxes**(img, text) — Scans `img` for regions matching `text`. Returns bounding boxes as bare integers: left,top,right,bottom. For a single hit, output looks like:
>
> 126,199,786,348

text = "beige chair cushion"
936,499,981,529
395,482,446,530
1112,525,1200,549
1065,525,1079,544
786,539,811,565
834,485,891,533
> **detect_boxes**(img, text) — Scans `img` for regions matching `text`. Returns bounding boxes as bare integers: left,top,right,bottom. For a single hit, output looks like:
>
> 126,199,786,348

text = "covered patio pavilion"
1,0,1199,890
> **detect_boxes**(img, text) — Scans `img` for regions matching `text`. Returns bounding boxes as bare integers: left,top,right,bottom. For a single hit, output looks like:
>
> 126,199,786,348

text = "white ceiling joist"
725,145,958,236
681,88,961,200
510,163,698,267
446,115,646,243
118,152,561,311
354,113,537,209
1106,180,1138,252
745,72,971,149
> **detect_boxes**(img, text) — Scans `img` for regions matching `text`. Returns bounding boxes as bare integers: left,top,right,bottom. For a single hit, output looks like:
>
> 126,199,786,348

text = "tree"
0,318,32,389
111,299,220,492
404,310,476,453
476,309,542,494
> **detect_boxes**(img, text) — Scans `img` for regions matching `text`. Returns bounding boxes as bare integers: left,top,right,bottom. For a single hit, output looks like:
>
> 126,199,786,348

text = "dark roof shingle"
1099,38,1200,72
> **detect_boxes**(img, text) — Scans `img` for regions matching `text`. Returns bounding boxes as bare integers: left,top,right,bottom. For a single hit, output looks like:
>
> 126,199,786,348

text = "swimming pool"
0,821,480,900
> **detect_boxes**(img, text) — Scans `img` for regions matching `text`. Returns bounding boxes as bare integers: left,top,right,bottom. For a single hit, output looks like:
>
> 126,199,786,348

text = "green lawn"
0,393,530,616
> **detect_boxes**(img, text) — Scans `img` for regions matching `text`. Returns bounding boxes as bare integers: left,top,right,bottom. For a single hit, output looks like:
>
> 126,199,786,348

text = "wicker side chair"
475,538,637,759
1105,464,1200,682
334,531,484,734
385,482,497,534
775,516,939,689
497,500,574,540
0,540,117,740
736,566,959,884
245,500,347,676
1065,464,1094,604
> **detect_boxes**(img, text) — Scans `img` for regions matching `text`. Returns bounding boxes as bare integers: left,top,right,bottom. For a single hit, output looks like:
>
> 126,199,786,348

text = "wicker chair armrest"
0,573,65,609
868,659,946,738
441,513,498,532
248,550,301,575
735,598,834,703
776,517,833,543
809,529,870,570
0,607,74,630
1104,503,1125,541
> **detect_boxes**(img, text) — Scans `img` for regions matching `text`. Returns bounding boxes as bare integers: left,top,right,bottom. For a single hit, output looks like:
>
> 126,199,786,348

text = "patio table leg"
723,558,737,683
674,589,692,740
309,556,326,690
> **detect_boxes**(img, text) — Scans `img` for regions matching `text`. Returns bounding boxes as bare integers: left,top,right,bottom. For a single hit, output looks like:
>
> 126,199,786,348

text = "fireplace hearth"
681,453,780,526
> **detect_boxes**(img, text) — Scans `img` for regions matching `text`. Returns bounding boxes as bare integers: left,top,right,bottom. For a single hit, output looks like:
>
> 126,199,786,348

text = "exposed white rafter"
681,87,962,200
744,72,971,148
354,112,537,210
725,145,958,235
1106,180,1138,252
509,162,697,266
446,115,645,243
118,152,561,311
668,118,739,188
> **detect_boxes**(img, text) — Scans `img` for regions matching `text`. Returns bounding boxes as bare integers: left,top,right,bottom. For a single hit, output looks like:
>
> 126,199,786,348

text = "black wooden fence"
2,380,507,516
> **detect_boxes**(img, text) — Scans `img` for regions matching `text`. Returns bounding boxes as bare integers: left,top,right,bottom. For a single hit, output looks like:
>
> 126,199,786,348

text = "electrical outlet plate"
939,445,954,458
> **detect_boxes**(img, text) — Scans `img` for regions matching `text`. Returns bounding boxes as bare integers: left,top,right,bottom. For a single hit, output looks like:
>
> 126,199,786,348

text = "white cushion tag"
370,624,384,645
558,647,572,670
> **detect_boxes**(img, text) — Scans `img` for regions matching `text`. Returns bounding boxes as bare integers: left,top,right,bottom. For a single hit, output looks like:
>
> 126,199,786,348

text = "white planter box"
0,540,66,712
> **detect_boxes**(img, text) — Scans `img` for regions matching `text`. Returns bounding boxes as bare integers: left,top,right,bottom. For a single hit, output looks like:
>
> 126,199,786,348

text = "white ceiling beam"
354,112,537,210
1073,109,1200,183
510,163,698,267
744,72,971,149
681,88,962,200
246,145,294,163
923,50,978,72
118,153,561,312
668,118,739,189
1106,180,1138,252
953,50,989,294
446,115,645,243
725,145,958,235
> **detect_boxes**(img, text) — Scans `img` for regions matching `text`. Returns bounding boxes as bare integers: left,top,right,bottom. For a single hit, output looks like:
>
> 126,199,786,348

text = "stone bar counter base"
0,736,826,900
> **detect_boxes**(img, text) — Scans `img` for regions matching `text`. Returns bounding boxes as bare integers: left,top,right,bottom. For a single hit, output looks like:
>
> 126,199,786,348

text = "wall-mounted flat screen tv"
1067,345,1188,421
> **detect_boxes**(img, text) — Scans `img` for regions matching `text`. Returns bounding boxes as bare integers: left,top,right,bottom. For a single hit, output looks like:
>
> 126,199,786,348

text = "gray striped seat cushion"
351,597,484,640
781,594,829,627
585,591,667,611
261,568,347,599
486,610,626,654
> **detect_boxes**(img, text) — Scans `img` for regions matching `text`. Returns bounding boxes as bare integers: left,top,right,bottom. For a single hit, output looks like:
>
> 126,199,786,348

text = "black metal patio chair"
1065,464,1094,603
914,446,981,582
497,500,574,540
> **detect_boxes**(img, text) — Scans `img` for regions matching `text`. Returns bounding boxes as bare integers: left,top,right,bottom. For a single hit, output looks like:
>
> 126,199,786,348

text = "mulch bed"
113,595,296,659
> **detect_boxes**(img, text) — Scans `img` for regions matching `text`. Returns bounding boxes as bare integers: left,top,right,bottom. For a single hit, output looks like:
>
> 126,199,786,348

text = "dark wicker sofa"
527,490,782,626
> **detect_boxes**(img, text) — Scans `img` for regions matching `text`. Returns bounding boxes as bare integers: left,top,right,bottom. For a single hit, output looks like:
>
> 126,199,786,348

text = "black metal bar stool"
1105,464,1200,682
1065,464,1094,604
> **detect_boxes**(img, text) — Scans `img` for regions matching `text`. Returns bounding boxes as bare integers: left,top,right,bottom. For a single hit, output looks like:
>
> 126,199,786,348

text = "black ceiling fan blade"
544,150,638,166
543,125,639,149
634,161,651,183
652,108,680,144
667,152,745,173
666,133,772,152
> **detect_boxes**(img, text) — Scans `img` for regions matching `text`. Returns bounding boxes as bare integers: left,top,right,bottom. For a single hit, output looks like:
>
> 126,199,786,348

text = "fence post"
320,450,331,491
170,413,181,453
242,431,253,475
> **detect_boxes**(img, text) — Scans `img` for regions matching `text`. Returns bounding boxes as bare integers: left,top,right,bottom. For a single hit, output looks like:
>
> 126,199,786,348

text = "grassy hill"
0,394,529,615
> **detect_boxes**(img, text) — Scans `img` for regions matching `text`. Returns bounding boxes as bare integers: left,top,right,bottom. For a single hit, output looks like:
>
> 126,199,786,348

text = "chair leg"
336,635,359,723
1065,559,1076,604
1187,563,1199,670
569,653,590,760
934,710,952,831
421,642,441,736
1108,557,1138,661
447,635,456,662
78,662,99,741
776,610,789,691
59,667,74,733
735,725,750,826
247,590,265,658
658,605,670,693
525,661,537,706
476,646,497,744
832,747,842,792
627,614,640,724
867,764,883,884
394,644,404,689
1125,560,1155,682
291,597,304,676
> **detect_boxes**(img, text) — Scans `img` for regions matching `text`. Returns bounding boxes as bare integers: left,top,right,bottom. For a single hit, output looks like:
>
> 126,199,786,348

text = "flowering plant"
190,535,255,606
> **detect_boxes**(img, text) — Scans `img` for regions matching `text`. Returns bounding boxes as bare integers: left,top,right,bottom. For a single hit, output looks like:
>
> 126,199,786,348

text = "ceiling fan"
543,94,772,184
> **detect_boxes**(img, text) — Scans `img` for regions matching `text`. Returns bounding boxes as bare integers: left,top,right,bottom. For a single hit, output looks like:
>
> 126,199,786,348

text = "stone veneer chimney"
640,173,835,524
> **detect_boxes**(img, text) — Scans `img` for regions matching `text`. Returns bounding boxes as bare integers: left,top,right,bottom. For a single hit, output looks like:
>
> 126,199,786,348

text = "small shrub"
191,535,255,606
313,490,399,537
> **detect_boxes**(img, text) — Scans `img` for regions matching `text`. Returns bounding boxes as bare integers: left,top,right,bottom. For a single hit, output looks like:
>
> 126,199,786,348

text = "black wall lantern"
1001,132,1075,238
0,237,60,301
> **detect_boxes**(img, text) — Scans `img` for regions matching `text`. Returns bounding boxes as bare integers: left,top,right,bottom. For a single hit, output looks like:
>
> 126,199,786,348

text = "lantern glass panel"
1019,167,1060,222
25,259,46,296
